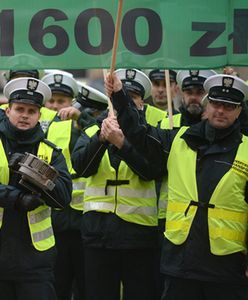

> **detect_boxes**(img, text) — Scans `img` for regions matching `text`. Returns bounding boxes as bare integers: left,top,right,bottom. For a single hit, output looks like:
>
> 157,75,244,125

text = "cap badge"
223,77,234,88
27,79,38,91
190,70,199,77
82,87,89,98
126,69,136,80
54,74,63,84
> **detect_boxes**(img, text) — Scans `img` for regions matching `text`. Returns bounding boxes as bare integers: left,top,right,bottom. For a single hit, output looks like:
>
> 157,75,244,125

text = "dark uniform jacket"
112,88,248,284
72,111,160,249
0,118,72,281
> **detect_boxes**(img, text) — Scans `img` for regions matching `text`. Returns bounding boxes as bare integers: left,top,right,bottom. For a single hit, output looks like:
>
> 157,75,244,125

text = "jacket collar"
181,120,242,153
0,118,45,145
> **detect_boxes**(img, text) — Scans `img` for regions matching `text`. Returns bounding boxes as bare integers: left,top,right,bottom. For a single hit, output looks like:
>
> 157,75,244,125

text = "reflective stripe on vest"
32,227,54,243
0,140,55,251
166,127,248,255
117,204,157,216
85,186,156,199
84,201,115,212
71,177,87,210
84,151,157,226
73,181,86,190
84,201,157,218
71,195,84,206
29,207,51,224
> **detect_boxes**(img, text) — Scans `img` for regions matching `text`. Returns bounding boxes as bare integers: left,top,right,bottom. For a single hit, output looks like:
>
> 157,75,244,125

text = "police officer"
160,70,217,128
59,81,109,128
46,82,108,300
72,69,161,300
107,72,248,300
0,77,72,300
1,69,59,132
41,71,78,112
146,69,178,112
114,71,167,292
158,69,216,252
116,69,167,126
42,71,81,300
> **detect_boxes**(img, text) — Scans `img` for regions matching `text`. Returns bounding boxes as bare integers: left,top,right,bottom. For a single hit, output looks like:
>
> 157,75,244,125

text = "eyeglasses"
208,99,240,111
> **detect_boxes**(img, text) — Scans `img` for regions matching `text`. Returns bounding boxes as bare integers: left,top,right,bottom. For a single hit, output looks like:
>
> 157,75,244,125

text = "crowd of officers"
0,65,248,300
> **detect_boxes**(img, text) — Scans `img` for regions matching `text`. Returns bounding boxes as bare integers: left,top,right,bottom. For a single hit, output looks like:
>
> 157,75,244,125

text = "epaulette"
43,139,62,152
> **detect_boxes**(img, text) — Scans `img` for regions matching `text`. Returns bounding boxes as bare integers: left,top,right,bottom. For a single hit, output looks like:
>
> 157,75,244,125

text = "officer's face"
182,87,206,116
206,99,241,129
151,80,177,110
45,93,72,112
6,103,41,130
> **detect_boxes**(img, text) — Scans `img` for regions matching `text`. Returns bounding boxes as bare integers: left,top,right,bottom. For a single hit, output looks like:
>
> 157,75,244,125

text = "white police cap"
76,82,108,110
177,70,217,90
41,71,78,98
115,68,152,99
204,74,248,104
4,77,51,107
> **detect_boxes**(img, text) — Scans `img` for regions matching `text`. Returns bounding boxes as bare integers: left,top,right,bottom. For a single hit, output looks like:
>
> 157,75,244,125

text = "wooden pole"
110,0,123,75
107,0,123,116
165,70,174,129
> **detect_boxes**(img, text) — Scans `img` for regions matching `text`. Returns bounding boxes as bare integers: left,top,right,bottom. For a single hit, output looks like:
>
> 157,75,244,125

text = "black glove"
15,193,43,212
8,153,25,171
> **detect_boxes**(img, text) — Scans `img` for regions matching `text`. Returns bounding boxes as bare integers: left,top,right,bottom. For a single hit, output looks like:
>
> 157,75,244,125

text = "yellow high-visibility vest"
39,107,57,133
166,126,248,255
156,114,182,220
160,113,181,129
84,124,157,226
84,120,158,226
0,140,55,251
47,120,84,210
145,104,167,127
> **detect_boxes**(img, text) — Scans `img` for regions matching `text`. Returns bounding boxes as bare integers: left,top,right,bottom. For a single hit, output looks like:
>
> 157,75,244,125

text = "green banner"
0,0,247,69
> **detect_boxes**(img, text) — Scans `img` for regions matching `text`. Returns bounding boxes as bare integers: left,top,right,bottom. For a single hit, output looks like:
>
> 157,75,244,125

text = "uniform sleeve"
112,88,176,168
71,131,108,177
114,138,164,180
44,149,72,208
